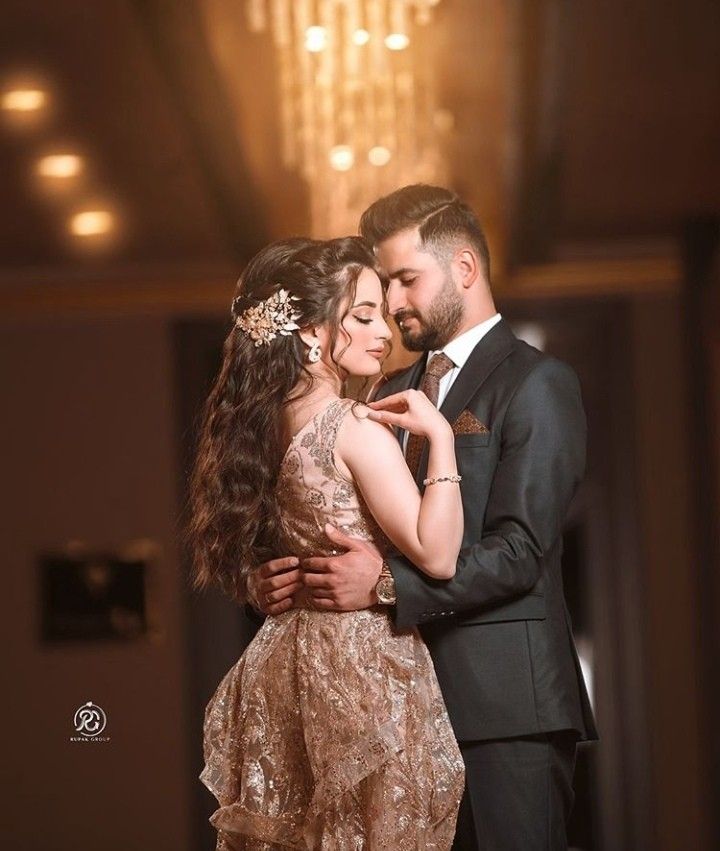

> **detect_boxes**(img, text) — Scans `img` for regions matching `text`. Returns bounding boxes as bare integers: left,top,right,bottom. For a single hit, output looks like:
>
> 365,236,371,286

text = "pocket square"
452,409,490,435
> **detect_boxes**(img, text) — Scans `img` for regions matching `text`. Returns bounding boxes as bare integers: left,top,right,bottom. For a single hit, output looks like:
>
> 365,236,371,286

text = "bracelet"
423,474,462,486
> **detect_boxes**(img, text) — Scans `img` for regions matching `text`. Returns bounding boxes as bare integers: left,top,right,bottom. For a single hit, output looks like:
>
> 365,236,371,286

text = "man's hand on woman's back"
302,524,384,611
248,556,303,616
251,526,384,615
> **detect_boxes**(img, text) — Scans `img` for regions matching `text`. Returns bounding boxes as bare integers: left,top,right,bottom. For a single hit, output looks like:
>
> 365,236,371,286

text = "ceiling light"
305,26,328,52
368,146,391,166
36,154,83,179
1,88,47,112
329,145,354,171
352,29,370,46
69,210,114,237
385,33,410,50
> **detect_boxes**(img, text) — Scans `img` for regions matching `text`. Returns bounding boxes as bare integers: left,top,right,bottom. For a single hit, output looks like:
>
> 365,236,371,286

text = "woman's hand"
366,389,452,440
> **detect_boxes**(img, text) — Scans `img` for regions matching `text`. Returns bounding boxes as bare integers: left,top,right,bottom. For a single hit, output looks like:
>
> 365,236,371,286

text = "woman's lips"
366,349,385,359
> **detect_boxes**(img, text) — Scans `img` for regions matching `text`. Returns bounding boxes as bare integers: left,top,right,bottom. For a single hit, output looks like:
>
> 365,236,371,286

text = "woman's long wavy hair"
186,236,386,604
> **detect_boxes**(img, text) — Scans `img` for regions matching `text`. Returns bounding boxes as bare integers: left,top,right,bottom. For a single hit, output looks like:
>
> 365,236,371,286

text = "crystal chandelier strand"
367,0,385,160
388,0,410,49
245,0,445,236
318,0,337,161
276,1,297,167
246,0,267,32
293,0,315,179
341,0,360,162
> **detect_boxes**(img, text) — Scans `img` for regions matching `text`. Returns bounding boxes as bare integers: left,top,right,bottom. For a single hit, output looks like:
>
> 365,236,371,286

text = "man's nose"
386,280,405,315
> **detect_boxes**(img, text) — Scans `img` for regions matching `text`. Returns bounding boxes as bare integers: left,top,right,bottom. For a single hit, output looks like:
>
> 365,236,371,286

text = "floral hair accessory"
232,288,302,347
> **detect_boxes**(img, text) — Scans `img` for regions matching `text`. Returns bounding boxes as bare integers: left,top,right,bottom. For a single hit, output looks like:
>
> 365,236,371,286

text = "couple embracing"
190,184,598,850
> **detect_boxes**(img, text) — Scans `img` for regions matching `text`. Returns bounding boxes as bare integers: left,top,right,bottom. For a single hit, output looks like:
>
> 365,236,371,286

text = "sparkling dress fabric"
199,398,465,850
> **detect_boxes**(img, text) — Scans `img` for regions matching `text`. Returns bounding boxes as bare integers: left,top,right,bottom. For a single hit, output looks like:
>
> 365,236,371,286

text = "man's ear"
454,247,479,289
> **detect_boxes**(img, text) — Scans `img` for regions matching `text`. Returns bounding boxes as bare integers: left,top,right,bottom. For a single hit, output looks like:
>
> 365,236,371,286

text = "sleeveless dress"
199,397,465,850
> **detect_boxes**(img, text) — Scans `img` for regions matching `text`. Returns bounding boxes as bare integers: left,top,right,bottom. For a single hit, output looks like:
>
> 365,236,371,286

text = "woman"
188,236,465,850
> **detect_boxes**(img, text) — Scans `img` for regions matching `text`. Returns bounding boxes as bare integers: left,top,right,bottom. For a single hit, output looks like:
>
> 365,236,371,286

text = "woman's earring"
308,341,322,363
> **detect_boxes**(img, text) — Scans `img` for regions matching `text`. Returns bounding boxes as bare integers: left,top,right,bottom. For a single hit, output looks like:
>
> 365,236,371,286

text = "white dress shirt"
402,312,502,452
429,312,502,408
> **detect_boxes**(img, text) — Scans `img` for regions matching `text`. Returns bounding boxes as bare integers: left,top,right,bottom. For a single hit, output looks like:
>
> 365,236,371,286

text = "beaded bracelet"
423,474,462,486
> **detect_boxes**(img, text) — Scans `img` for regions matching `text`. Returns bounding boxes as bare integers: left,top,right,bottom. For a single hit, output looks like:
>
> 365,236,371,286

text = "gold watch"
375,560,397,605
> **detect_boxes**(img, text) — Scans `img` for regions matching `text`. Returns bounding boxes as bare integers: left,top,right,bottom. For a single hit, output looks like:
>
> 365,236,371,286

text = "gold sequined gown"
199,398,465,850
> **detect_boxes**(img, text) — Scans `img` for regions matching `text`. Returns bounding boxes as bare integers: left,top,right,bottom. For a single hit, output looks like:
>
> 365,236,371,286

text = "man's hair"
359,184,491,281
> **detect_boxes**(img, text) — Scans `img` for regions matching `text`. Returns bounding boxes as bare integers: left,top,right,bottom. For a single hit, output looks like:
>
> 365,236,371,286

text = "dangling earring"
308,341,322,363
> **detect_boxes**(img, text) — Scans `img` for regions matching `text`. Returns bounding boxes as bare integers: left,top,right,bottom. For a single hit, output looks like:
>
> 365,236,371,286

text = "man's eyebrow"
388,266,421,278
352,300,377,308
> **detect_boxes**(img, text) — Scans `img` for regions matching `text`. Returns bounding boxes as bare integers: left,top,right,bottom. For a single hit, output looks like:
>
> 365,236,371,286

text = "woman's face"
325,267,391,377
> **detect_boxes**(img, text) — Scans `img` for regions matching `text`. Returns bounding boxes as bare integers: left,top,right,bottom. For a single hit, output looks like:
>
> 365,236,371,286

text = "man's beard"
395,276,464,352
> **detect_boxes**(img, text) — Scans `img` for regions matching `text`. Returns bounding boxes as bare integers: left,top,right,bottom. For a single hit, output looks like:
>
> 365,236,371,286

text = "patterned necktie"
405,352,455,477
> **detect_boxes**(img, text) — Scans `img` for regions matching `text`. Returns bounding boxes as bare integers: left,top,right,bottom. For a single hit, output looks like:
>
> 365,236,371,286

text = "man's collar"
429,313,503,369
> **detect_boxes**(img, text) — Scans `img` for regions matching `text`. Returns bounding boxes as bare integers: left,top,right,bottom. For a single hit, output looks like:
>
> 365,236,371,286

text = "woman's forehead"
354,267,383,300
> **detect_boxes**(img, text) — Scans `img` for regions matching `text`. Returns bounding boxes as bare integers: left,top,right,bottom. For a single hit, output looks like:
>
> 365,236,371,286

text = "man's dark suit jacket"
375,318,598,743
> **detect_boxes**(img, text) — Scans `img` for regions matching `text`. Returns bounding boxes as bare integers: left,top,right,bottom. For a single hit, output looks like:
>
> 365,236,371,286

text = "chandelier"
245,0,448,237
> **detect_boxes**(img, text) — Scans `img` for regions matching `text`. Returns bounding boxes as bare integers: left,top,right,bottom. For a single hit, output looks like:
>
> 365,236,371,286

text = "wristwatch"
375,560,397,605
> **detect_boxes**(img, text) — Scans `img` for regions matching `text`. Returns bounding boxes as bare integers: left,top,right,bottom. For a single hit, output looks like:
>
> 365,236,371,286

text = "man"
249,185,598,850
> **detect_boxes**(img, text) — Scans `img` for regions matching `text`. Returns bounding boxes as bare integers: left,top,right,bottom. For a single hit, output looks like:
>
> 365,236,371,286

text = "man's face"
375,226,464,352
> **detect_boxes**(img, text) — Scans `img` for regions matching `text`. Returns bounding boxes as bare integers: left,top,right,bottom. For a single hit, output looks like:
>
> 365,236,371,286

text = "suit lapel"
416,318,517,483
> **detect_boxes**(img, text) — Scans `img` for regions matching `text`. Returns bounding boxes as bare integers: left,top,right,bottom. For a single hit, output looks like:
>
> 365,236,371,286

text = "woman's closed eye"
354,315,373,325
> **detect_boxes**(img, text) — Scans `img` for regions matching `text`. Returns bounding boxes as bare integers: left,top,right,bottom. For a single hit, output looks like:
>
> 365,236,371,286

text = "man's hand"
302,524,384,611
248,556,302,616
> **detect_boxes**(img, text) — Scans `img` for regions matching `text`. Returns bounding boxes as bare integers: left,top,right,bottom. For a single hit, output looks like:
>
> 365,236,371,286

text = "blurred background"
1,1,718,849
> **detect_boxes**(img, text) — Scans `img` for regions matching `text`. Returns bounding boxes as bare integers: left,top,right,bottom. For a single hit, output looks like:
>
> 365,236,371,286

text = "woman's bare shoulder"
334,402,401,474
341,402,396,437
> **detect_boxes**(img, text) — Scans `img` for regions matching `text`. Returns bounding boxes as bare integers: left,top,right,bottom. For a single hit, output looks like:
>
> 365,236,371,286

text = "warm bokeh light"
69,209,115,237
36,154,83,179
384,33,410,50
416,0,442,23
512,322,547,352
329,145,354,171
368,145,392,167
433,108,455,133
352,28,370,46
1,87,47,112
304,26,328,53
